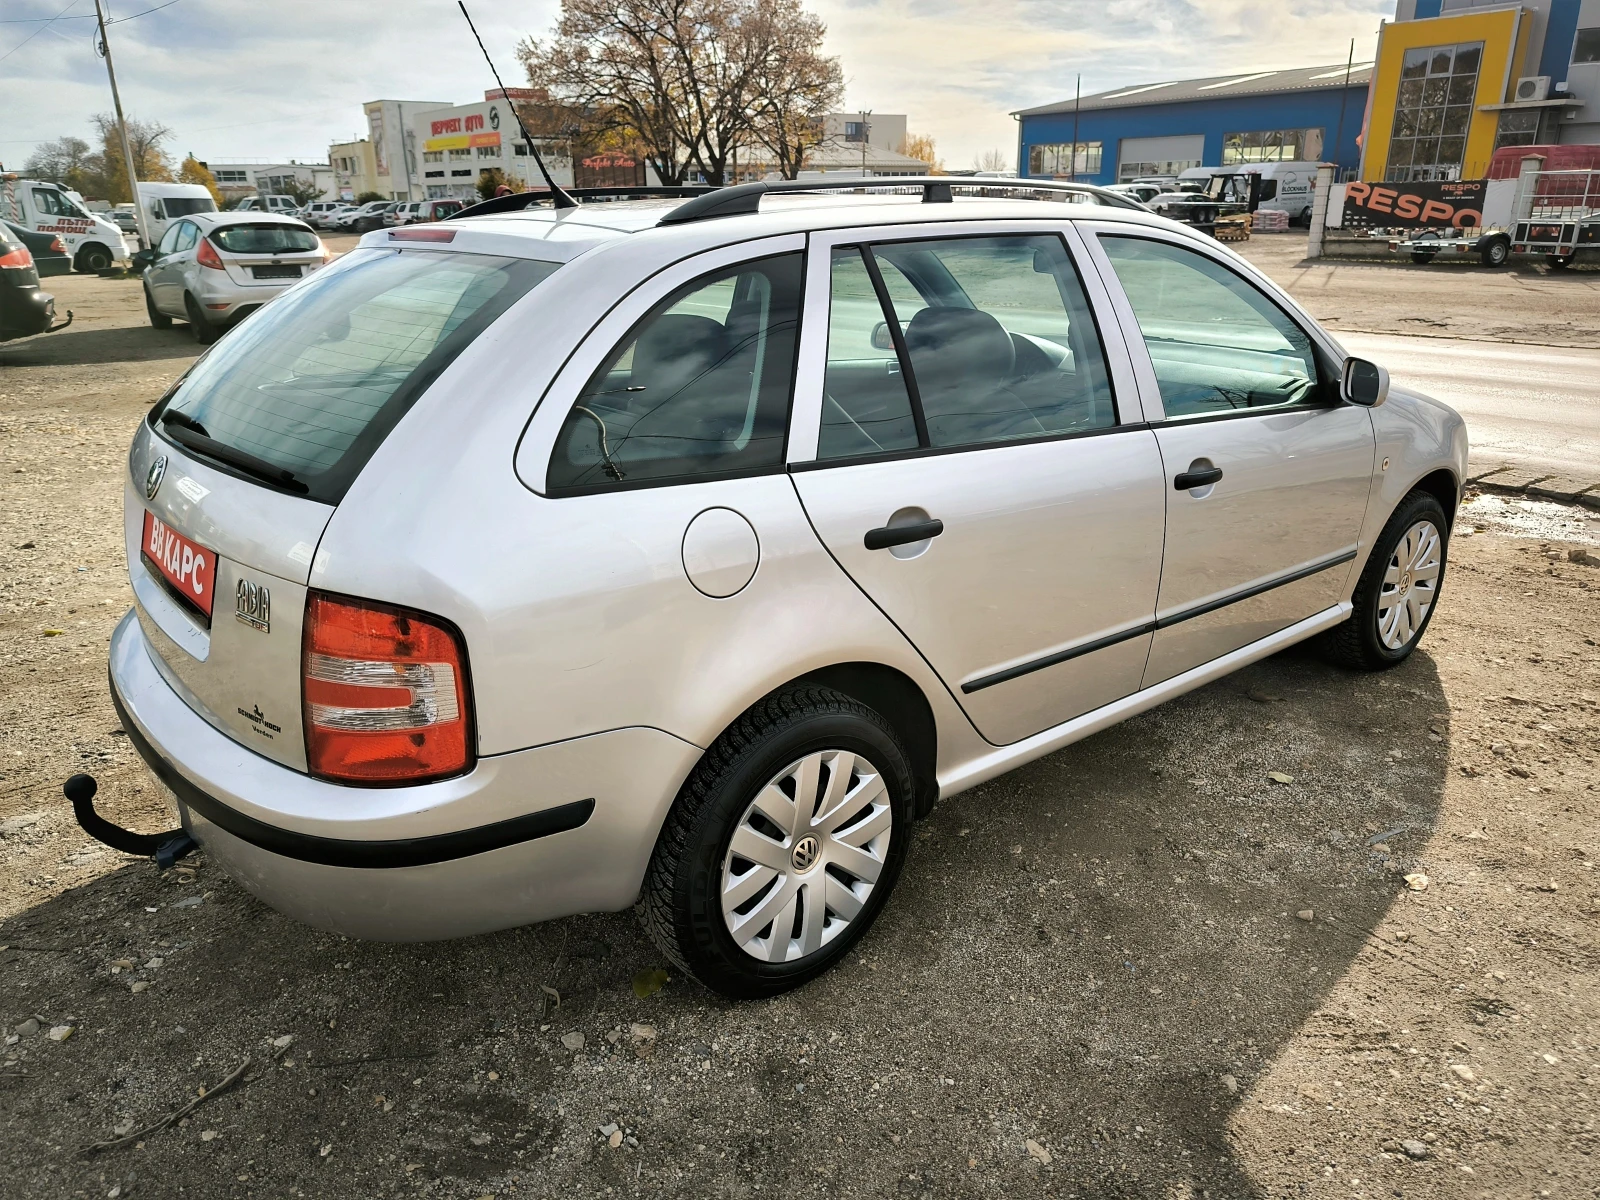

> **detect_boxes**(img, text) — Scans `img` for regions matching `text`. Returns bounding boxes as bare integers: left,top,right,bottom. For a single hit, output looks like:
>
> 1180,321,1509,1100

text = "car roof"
395,191,1173,263
193,211,312,229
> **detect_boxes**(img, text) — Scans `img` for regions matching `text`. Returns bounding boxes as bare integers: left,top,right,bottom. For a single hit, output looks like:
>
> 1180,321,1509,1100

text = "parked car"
4,220,72,277
91,178,1464,999
355,202,405,233
111,204,140,235
133,212,328,344
0,221,67,341
235,194,300,214
137,182,219,249
332,200,393,232
1105,182,1162,205
384,201,422,227
415,198,464,223
300,201,350,229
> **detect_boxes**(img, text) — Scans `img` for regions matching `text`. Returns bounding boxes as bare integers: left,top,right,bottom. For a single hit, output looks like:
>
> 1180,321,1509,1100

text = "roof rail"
447,185,714,221
655,176,1147,225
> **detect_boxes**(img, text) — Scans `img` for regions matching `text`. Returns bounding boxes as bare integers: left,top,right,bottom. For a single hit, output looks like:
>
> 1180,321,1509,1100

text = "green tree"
476,168,513,200
354,190,384,205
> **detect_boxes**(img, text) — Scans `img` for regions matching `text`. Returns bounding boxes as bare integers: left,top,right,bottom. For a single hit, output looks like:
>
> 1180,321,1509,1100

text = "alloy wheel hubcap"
720,749,893,963
1377,519,1442,650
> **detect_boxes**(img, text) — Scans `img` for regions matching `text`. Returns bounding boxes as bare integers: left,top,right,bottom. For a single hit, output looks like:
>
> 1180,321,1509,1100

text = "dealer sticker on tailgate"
142,511,216,616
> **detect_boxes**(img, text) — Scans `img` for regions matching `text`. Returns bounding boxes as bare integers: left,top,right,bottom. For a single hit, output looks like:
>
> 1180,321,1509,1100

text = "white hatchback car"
87,179,1465,998
139,212,329,343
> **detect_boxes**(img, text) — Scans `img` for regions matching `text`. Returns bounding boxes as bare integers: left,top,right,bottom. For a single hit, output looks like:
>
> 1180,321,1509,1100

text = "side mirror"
1342,357,1389,407
131,248,157,271
870,321,895,352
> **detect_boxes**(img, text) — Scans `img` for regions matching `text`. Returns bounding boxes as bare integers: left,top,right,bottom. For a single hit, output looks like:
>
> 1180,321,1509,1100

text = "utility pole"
1070,75,1081,181
93,0,149,253
1332,38,1356,181
860,111,870,178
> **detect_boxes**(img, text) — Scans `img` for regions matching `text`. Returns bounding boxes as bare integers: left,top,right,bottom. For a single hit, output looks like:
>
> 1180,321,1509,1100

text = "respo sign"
1342,179,1487,230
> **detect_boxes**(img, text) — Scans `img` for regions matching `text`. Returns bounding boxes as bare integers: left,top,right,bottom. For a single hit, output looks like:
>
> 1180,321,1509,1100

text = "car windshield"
156,248,561,503
163,197,217,217
210,224,319,254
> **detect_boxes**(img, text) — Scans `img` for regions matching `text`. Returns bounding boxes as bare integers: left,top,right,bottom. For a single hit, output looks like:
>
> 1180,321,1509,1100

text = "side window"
819,234,1116,459
173,222,199,253
1098,236,1321,419
547,252,803,493
32,188,68,217
157,222,183,256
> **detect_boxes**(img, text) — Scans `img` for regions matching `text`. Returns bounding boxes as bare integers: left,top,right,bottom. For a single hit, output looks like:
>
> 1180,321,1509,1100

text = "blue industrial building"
1014,63,1373,186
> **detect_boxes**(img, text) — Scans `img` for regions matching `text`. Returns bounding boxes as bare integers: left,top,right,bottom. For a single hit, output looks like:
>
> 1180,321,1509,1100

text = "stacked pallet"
1213,213,1252,242
1251,208,1290,233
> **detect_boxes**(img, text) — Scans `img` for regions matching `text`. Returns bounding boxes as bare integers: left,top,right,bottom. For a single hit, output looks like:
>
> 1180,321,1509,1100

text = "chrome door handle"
1174,465,1223,490
864,519,944,550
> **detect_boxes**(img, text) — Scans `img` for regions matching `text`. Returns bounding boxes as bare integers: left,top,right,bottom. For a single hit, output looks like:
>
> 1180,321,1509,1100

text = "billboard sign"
1342,179,1486,229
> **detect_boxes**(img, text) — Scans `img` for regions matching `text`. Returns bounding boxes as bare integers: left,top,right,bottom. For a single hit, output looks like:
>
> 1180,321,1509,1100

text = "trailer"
1387,227,1512,267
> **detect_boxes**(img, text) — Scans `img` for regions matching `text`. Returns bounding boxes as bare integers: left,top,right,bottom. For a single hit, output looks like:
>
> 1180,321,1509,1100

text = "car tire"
1479,237,1510,267
183,294,217,345
1320,489,1450,672
1547,253,1574,270
642,685,916,999
144,285,173,329
75,244,113,274
1410,251,1437,265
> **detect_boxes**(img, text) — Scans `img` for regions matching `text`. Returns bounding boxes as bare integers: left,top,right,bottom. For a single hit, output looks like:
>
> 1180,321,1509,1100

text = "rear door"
787,222,1167,746
1083,226,1374,686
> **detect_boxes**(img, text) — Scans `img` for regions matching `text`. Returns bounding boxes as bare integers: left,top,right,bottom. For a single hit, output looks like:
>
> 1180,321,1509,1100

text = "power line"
0,0,84,64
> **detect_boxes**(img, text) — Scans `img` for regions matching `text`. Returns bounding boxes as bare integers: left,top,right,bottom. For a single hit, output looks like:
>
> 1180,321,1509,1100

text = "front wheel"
1320,490,1449,671
1479,237,1509,267
642,686,915,998
144,284,172,329
75,244,114,273
1410,250,1437,265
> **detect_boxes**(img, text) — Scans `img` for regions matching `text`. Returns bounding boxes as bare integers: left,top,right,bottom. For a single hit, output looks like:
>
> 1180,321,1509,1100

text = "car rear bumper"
108,609,702,940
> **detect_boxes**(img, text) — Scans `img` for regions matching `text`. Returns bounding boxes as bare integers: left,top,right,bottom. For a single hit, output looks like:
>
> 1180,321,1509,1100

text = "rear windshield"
154,248,560,504
163,197,217,217
211,224,319,254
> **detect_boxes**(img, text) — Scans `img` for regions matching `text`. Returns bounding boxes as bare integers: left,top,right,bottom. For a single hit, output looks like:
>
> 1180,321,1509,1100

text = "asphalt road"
1339,330,1600,482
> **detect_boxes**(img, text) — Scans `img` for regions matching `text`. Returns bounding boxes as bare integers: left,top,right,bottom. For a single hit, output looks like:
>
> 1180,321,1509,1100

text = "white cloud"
0,0,1390,179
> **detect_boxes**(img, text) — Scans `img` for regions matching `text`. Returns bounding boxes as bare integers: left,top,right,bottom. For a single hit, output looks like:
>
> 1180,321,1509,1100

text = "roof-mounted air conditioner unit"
1515,76,1551,102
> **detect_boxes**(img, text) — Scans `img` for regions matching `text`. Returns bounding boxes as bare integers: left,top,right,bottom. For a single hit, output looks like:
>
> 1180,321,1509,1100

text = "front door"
789,226,1167,745
149,220,195,312
1087,230,1375,686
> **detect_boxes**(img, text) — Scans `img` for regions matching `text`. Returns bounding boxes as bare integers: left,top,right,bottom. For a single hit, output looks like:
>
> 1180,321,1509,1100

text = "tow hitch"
64,773,196,869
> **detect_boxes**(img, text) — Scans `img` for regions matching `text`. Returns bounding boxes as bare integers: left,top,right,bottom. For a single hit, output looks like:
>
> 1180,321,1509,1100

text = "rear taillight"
49,237,65,253
0,246,32,269
196,237,224,270
303,593,473,785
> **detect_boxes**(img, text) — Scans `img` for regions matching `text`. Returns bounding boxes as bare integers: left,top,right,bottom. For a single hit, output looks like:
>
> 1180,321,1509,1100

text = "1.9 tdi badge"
236,578,270,633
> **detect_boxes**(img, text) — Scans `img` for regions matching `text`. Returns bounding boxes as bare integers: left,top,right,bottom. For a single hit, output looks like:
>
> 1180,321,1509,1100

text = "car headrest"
630,314,728,400
903,307,1015,408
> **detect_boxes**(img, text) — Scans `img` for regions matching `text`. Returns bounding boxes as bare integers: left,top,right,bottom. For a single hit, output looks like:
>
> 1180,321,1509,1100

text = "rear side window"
546,252,803,494
156,248,559,503
211,224,319,253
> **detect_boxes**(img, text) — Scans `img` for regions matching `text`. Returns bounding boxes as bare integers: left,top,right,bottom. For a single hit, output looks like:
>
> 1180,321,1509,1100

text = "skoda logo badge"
145,455,168,501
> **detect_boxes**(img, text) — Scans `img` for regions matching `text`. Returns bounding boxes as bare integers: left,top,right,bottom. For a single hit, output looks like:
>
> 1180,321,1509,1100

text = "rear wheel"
1547,253,1574,270
642,686,915,998
144,284,172,329
75,244,113,274
1479,236,1509,267
183,293,217,345
1410,250,1438,265
1320,490,1449,671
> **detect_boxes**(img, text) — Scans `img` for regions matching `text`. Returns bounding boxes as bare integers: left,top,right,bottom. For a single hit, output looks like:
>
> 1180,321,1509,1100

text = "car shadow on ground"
0,648,1447,1198
1,323,198,368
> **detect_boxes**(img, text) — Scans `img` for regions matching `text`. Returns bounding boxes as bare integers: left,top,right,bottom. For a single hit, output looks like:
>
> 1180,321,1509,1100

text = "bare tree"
747,0,842,179
974,147,1011,173
84,113,173,201
22,137,93,186
519,0,841,187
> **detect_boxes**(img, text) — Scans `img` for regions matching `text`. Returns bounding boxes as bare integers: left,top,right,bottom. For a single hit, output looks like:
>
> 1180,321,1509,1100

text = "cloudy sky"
1,0,1393,176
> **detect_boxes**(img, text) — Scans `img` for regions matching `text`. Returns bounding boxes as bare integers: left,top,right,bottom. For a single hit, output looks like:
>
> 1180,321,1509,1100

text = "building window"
1118,159,1201,181
1029,141,1103,178
477,146,500,159
1222,128,1324,165
213,169,248,184
513,143,529,156
844,121,866,142
1575,28,1600,63
423,151,444,163
449,148,472,161
1385,41,1482,182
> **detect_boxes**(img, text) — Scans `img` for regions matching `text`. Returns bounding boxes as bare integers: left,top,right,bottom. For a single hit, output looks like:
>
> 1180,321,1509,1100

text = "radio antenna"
458,1,577,209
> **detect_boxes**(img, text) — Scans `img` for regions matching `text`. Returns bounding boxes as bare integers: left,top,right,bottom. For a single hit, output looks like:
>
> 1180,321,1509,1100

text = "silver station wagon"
83,179,1466,997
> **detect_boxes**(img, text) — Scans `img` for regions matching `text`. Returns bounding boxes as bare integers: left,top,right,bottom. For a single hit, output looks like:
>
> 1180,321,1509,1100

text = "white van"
0,178,129,272
136,182,218,248
1180,162,1330,224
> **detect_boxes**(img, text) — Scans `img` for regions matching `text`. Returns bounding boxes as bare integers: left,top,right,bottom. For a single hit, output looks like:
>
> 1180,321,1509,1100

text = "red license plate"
142,511,217,617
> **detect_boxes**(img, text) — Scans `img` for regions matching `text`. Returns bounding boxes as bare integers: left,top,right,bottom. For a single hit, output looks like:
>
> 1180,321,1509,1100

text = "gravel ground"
2,265,1598,1200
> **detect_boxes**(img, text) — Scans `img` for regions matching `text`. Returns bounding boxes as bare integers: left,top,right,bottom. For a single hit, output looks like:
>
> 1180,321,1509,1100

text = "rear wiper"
159,411,308,494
